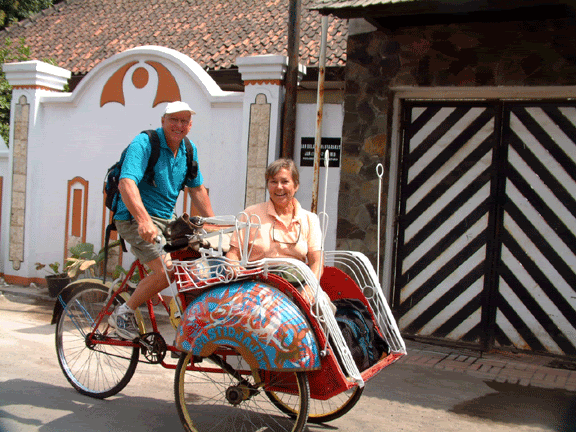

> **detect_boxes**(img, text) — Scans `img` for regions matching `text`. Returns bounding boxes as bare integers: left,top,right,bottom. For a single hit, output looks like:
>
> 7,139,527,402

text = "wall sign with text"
300,137,341,167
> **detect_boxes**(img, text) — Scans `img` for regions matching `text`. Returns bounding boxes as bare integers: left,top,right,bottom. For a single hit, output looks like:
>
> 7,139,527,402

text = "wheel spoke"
266,379,363,423
55,285,139,398
175,352,309,431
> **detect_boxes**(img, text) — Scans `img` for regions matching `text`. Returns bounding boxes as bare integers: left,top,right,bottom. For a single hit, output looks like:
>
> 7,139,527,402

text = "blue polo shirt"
114,127,204,220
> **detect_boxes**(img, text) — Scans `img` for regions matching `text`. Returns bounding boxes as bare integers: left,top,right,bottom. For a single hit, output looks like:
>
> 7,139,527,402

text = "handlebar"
157,213,260,258
163,236,190,252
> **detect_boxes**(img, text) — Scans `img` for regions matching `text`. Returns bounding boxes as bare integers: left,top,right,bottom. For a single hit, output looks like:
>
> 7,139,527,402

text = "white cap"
164,101,196,115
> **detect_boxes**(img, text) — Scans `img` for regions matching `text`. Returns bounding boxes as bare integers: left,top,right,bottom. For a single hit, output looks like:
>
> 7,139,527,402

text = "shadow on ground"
451,381,576,431
0,379,182,432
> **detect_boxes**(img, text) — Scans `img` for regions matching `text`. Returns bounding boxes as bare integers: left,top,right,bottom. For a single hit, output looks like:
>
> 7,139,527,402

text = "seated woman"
226,158,332,308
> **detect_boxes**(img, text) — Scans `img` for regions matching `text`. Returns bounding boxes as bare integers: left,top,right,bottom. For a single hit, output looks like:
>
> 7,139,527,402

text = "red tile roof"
1,0,348,75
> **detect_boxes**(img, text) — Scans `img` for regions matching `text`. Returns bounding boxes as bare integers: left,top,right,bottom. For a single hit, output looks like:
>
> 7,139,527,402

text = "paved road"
0,288,574,432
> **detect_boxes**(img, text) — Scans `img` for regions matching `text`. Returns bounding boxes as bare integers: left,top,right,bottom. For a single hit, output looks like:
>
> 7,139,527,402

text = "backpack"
101,130,198,283
103,129,198,215
333,298,390,372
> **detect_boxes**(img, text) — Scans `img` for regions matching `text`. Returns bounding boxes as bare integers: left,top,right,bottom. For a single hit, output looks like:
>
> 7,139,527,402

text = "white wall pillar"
2,61,70,282
3,60,70,91
0,135,8,276
236,55,305,207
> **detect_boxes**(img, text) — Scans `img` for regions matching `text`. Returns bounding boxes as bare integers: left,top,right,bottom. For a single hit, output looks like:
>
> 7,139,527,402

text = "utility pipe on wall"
281,0,301,159
311,15,328,214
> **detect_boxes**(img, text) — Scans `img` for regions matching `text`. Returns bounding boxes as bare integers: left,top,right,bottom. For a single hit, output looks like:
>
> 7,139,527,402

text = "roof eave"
311,0,573,19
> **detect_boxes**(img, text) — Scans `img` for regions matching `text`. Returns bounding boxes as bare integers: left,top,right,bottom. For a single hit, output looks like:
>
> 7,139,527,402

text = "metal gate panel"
497,104,576,356
396,104,497,345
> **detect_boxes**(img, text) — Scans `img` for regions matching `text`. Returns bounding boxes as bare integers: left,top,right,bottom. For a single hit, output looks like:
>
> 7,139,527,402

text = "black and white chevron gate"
394,101,576,357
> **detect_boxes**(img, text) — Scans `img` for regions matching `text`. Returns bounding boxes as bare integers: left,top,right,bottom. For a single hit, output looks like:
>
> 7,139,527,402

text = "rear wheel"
55,284,139,398
267,384,363,423
174,350,309,432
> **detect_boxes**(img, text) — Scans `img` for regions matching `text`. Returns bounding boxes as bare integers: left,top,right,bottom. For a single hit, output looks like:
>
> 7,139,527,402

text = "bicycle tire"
266,383,363,423
174,350,310,432
55,283,139,399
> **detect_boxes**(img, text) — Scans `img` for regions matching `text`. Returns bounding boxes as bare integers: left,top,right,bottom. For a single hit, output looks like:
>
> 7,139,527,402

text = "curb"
0,282,54,303
401,341,576,392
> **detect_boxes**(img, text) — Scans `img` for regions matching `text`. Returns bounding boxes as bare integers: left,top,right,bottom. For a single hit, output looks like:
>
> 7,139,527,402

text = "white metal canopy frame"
162,212,407,387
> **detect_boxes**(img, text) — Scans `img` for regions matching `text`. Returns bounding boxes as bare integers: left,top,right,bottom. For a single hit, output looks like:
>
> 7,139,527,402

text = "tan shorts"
114,215,175,264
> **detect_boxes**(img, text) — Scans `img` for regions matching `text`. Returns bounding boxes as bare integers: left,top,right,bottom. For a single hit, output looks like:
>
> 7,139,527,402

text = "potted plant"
35,261,71,297
65,241,123,280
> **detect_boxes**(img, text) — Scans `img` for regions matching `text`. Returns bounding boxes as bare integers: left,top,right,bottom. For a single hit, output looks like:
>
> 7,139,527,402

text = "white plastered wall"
295,103,342,252
1,46,245,281
0,47,344,283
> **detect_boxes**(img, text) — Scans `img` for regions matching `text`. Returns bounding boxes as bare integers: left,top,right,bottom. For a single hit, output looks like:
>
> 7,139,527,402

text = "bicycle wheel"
174,350,309,432
266,384,363,423
55,284,139,399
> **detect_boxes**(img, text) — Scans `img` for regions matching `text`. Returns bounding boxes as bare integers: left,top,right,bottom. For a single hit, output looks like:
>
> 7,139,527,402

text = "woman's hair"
265,158,300,186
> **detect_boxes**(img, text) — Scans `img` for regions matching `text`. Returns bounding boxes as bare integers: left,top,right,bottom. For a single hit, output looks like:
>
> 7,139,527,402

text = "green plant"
111,264,141,284
66,241,122,279
35,261,66,276
0,0,55,30
0,37,31,146
0,36,67,147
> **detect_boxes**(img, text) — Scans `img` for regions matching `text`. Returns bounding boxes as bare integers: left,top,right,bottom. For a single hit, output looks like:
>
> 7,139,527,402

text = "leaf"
66,261,81,278
112,265,126,280
95,240,122,264
79,260,96,271
69,242,95,259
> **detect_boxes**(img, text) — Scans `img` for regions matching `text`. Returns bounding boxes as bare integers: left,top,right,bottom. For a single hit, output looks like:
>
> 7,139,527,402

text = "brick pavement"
400,340,576,392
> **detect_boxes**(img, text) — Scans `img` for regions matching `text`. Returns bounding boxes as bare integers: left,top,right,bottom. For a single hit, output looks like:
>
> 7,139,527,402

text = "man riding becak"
109,101,214,340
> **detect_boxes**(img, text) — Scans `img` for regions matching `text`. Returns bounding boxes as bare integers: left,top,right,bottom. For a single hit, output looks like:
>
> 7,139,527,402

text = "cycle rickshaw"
52,213,406,432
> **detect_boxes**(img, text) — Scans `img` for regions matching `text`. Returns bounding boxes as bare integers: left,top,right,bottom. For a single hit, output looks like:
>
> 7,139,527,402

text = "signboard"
300,137,341,167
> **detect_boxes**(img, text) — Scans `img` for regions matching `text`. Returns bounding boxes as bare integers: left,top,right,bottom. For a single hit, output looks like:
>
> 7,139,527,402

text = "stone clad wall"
337,16,576,266
8,96,29,270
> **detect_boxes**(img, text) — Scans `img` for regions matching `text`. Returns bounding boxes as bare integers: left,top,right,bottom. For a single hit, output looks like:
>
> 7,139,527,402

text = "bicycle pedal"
108,330,138,342
107,328,122,339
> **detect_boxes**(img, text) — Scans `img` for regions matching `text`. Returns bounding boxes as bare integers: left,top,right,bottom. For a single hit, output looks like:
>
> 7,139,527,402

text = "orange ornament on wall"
100,61,182,107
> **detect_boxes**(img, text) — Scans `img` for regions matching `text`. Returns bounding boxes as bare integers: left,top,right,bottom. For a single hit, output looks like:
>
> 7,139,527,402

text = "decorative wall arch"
64,176,89,264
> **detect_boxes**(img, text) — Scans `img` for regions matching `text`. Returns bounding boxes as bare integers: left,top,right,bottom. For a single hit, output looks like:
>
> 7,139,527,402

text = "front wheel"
174,350,309,432
55,284,139,398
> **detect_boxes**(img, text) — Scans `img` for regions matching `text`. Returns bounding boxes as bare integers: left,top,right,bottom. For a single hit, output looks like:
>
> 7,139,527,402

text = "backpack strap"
141,130,161,187
141,130,197,190
102,130,158,282
102,221,127,284
182,136,199,190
